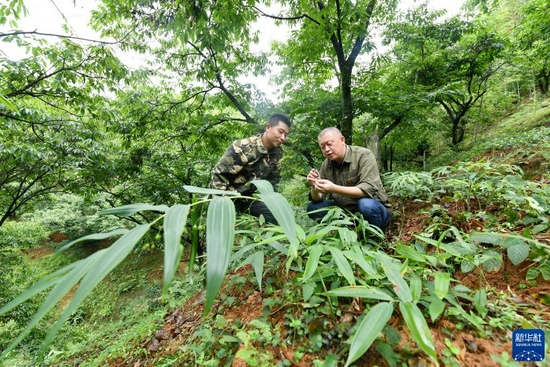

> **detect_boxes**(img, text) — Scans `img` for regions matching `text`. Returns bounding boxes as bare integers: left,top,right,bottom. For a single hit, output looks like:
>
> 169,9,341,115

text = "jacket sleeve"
211,143,255,195
355,150,387,202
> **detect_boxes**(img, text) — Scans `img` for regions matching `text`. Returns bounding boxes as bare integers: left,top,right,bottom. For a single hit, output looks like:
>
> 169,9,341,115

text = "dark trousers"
234,199,277,224
307,198,390,230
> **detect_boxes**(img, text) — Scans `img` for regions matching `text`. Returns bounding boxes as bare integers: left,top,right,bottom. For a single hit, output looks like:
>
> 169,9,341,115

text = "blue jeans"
307,198,390,230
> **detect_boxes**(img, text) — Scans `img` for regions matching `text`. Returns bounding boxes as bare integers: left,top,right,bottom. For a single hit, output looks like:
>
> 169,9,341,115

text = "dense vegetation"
1,0,549,366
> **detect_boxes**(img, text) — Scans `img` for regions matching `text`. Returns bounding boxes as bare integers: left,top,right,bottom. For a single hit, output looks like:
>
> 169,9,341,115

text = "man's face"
318,132,346,162
263,122,290,150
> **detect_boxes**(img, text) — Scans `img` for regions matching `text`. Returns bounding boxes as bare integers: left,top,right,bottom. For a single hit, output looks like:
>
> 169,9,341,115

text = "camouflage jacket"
320,145,389,210
211,135,283,195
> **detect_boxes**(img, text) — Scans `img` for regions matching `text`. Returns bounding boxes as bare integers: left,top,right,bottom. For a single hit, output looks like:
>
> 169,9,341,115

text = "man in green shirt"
306,127,390,230
211,114,291,224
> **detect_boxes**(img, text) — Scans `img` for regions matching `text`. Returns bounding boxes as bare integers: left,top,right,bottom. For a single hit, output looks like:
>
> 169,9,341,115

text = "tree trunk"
365,125,382,172
340,63,354,145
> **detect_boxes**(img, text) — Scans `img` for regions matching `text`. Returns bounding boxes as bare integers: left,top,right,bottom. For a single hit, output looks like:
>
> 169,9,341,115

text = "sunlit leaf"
397,244,426,262
258,192,298,257
163,204,190,296
345,302,394,367
249,180,274,194
409,276,422,302
204,196,236,316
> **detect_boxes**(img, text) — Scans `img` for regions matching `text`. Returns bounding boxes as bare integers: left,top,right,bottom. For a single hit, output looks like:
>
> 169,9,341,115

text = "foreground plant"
0,180,298,361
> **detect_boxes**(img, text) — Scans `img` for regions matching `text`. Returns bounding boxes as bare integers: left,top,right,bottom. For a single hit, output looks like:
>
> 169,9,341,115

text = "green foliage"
0,220,48,249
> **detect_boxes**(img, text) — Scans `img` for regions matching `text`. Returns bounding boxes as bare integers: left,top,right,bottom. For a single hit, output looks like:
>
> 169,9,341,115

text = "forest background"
1,0,549,366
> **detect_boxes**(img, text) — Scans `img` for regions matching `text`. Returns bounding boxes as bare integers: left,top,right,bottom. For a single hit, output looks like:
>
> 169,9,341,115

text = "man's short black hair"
268,114,291,128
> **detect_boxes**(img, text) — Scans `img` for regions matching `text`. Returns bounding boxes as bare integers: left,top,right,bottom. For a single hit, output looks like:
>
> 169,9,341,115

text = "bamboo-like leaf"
258,192,298,257
328,246,355,286
378,253,412,303
344,246,378,276
428,296,446,322
183,185,240,196
302,244,324,283
101,203,169,216
400,302,438,366
324,286,393,301
249,179,274,194
55,229,129,253
39,224,151,357
204,197,236,316
409,276,422,303
345,302,394,367
0,93,17,111
397,244,426,262
434,272,451,299
240,251,264,290
163,204,190,296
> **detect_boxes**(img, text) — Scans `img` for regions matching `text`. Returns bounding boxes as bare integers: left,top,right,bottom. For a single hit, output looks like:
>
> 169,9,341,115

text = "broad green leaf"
321,353,338,367
482,250,502,272
183,185,240,196
461,260,475,273
249,179,274,194
305,225,340,245
428,296,446,322
378,253,412,303
163,204,190,296
470,232,503,246
101,203,169,216
506,243,530,266
204,196,236,316
538,263,550,280
40,224,151,357
231,234,287,261
345,302,394,367
324,286,393,301
397,244,426,262
55,229,128,253
439,241,478,256
400,302,438,366
474,289,488,317
258,192,298,257
434,272,451,299
302,244,323,282
328,246,355,286
409,276,422,302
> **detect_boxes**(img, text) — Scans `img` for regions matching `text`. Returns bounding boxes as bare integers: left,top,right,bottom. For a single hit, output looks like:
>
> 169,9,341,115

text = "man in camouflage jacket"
211,114,291,224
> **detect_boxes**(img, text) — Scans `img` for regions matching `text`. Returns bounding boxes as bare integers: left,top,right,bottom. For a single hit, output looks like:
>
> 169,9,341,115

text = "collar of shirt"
330,145,350,169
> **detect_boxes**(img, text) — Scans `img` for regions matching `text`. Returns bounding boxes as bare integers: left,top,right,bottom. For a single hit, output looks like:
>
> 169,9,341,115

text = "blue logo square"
512,329,545,362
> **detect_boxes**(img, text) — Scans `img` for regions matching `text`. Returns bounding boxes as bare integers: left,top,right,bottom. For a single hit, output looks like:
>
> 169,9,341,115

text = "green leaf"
470,232,503,246
55,229,128,253
183,185,240,196
482,250,502,272
163,204,190,296
324,286,393,301
258,192,298,257
328,246,355,286
503,238,530,266
40,223,151,357
343,246,378,277
538,263,550,280
434,272,451,299
302,244,323,283
400,302,438,366
409,276,422,303
101,203,169,216
378,253,412,303
240,251,264,290
249,179,274,194
345,302,394,367
461,260,475,273
0,93,17,111
428,296,446,322
204,196,236,316
397,244,426,262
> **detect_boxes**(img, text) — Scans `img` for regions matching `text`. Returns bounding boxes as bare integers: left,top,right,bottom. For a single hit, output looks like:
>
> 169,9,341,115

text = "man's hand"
307,168,320,186
314,179,334,194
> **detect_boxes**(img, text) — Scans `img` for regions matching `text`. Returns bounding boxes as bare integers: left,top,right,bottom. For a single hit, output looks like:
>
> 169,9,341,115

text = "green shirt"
211,135,282,194
319,145,388,210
